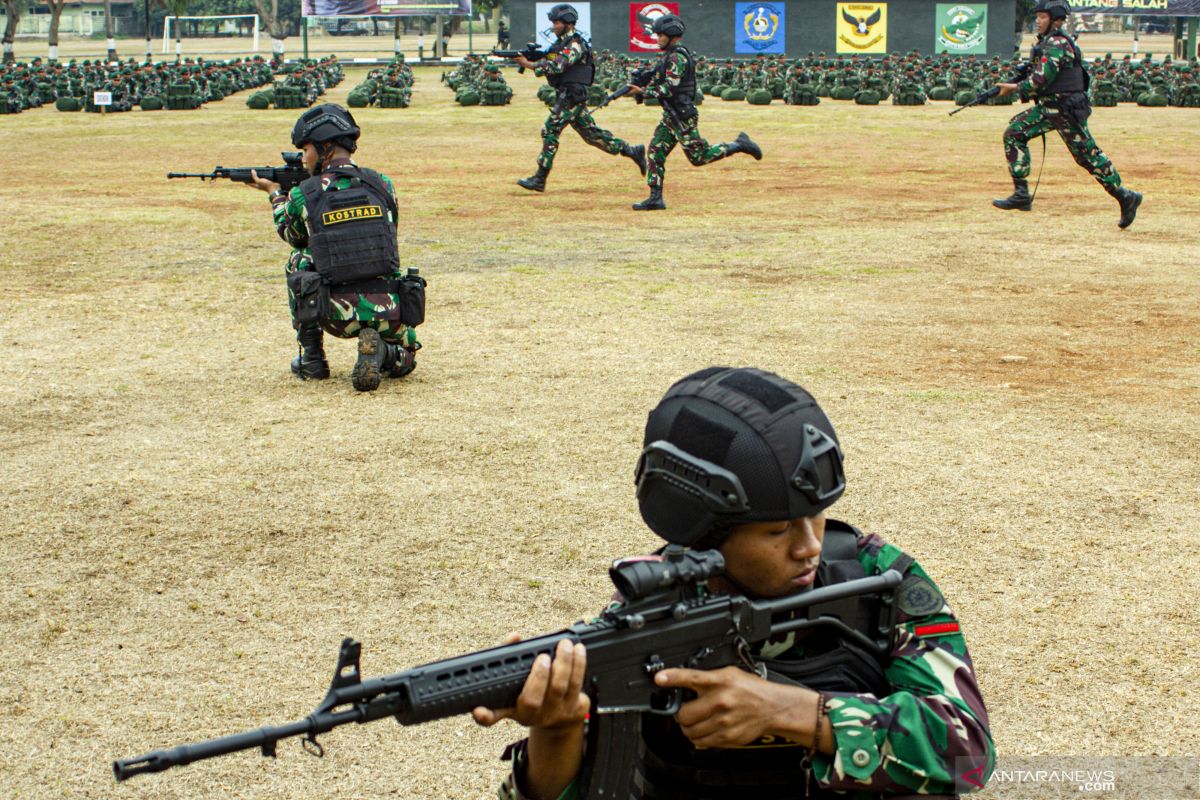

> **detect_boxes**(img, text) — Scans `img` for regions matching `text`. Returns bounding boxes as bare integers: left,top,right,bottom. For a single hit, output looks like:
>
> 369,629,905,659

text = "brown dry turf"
1,66,1198,799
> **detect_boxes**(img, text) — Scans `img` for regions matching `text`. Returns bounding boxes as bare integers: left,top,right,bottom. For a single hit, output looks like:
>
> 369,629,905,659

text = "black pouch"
397,271,427,327
286,270,328,324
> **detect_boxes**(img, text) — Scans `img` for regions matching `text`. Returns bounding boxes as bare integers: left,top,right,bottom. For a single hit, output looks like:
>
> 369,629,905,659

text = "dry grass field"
1,65,1198,799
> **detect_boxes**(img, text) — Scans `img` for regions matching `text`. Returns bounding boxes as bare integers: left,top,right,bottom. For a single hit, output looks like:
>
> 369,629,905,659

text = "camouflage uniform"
532,33,629,170
1003,29,1120,190
271,159,419,353
643,49,732,190
496,524,994,799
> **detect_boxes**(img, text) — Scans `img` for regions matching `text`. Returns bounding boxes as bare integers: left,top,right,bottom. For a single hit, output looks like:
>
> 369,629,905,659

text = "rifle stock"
113,548,902,797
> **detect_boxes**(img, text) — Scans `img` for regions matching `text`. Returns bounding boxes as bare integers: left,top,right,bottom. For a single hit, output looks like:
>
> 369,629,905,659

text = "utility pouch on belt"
287,270,328,324
397,268,427,327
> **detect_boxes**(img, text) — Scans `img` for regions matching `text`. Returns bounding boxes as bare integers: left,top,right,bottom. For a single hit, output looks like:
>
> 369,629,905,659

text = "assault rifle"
490,42,547,74
948,61,1031,116
166,151,308,191
113,546,902,798
594,64,656,110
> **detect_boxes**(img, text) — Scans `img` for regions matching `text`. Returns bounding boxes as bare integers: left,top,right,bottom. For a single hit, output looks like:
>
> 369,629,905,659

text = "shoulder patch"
897,574,944,616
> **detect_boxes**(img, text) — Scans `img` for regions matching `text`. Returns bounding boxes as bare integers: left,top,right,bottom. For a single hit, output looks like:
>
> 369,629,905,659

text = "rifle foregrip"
395,635,568,725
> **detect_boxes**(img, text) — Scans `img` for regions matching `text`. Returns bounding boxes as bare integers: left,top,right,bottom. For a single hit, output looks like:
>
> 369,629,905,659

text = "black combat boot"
726,132,763,160
1111,185,1143,229
290,326,330,380
632,187,666,211
517,166,549,192
992,178,1032,211
351,328,390,392
623,143,647,176
381,341,416,379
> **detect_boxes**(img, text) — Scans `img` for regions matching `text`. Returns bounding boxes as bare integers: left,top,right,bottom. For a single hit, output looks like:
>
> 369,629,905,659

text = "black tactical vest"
622,522,915,800
299,164,399,288
654,44,698,123
1032,31,1088,95
546,32,595,89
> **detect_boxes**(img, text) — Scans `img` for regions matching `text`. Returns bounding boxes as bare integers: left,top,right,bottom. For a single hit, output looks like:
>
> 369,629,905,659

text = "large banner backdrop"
837,2,888,54
935,3,987,54
302,0,471,16
630,2,680,51
735,2,786,54
1072,0,1199,14
536,1,593,46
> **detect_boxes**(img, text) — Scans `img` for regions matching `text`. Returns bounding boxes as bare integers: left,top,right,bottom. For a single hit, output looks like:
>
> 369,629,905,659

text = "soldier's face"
551,20,566,36
301,142,320,173
715,514,826,598
1035,12,1052,35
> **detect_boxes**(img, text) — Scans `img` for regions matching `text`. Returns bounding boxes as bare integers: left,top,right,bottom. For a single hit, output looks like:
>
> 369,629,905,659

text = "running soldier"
992,0,1141,228
627,14,762,211
514,4,645,192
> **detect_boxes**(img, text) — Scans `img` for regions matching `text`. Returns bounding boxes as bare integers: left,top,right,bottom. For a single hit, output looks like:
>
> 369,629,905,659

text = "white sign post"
93,91,112,115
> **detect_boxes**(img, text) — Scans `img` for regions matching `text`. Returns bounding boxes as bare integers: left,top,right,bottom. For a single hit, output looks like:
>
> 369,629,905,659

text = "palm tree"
251,0,286,61
164,0,188,61
3,0,23,65
45,0,69,61
103,0,118,61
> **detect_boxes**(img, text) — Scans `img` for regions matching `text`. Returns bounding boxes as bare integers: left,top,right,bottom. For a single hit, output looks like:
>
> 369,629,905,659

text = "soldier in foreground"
474,367,994,799
992,0,1141,228
513,4,645,192
247,104,423,391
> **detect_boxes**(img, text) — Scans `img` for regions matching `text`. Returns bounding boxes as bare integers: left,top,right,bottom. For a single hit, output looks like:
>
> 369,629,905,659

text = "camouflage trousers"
536,101,626,170
646,112,731,189
285,255,418,349
1004,104,1121,189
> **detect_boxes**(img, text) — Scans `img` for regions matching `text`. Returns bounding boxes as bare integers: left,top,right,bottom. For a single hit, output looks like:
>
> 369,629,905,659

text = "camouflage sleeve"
1020,37,1067,97
643,52,687,101
811,536,995,795
535,40,583,77
496,739,580,800
273,185,308,248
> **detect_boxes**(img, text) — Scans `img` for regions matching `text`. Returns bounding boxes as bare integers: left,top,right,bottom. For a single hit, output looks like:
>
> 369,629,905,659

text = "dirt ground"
0,66,1197,799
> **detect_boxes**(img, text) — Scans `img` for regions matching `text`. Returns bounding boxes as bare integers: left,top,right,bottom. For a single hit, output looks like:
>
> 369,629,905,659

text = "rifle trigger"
261,739,278,758
302,734,324,758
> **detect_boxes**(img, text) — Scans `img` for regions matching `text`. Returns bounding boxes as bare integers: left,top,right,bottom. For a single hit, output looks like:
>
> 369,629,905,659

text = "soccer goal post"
162,15,261,56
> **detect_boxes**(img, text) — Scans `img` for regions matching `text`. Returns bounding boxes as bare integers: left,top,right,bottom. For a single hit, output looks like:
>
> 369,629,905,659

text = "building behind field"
509,0,1019,59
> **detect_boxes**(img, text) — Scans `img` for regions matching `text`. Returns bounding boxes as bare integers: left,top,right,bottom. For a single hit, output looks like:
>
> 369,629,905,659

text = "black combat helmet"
291,103,361,149
1032,0,1070,19
652,13,686,38
635,367,846,548
546,4,579,24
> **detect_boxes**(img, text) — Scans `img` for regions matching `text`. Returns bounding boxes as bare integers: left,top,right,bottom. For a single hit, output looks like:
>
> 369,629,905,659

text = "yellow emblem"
321,205,383,225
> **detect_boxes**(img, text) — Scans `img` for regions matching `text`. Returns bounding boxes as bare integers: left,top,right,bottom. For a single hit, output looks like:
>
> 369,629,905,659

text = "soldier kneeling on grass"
247,104,426,392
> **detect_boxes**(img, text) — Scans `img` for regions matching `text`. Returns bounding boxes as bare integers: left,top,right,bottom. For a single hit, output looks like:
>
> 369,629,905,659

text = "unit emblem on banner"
735,2,785,53
935,4,987,54
837,2,887,53
630,2,680,51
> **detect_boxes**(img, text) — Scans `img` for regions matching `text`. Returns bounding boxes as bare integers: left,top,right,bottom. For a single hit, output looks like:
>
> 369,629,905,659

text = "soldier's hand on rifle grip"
514,55,535,70
247,168,282,195
997,83,1018,97
627,84,645,95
